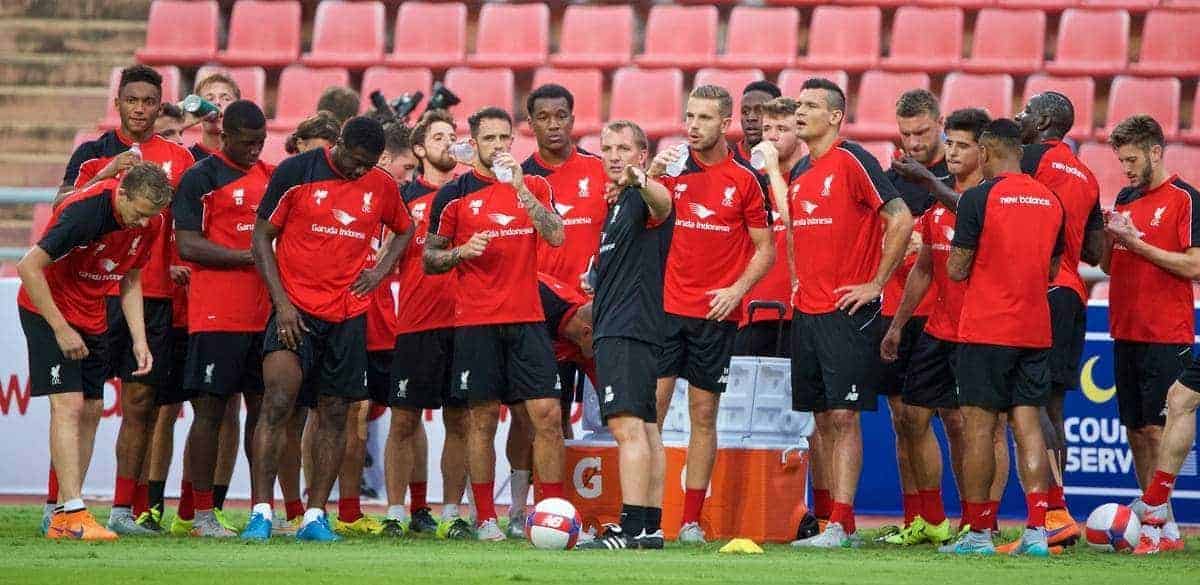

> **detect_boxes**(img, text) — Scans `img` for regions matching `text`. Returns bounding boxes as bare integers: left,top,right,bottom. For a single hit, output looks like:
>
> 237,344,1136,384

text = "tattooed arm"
517,184,564,247
947,246,976,282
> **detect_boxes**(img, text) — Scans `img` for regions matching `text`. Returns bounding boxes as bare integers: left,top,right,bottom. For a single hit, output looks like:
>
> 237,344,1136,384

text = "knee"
389,410,419,440
443,408,467,437
318,399,350,429
1166,384,1200,417
53,394,87,420
525,400,562,430
689,401,718,431
828,410,859,432
122,387,155,420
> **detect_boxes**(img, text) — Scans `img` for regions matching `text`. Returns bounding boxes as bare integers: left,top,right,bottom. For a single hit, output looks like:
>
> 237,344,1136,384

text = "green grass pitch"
2,505,1198,584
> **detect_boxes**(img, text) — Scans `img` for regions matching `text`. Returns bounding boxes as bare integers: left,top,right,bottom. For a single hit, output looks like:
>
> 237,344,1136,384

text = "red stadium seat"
963,9,1046,74
860,141,898,168
1090,279,1110,300
912,0,996,8
635,5,718,70
29,203,51,245
1100,76,1181,140
550,5,633,69
1163,0,1200,7
719,7,799,70
996,0,1076,8
1185,91,1200,144
195,66,266,109
940,73,1014,119
268,65,351,131
881,7,964,72
799,7,882,72
693,68,766,140
1078,142,1126,208
778,70,850,97
1022,74,1096,141
359,67,433,114
1082,0,1158,10
610,68,684,139
1164,145,1200,187
100,66,180,129
510,134,537,163
217,0,300,68
260,132,292,167
442,67,516,131
845,72,931,140
525,68,604,137
467,3,549,69
387,2,466,69
135,0,217,65
1131,10,1200,77
1045,9,1130,76
301,1,385,70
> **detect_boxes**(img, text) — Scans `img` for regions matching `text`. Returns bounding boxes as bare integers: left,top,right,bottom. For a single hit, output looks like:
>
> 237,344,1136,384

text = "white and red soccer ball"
525,497,582,550
1085,503,1141,552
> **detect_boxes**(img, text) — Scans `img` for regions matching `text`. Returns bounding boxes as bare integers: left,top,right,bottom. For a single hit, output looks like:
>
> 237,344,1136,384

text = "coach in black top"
577,120,673,551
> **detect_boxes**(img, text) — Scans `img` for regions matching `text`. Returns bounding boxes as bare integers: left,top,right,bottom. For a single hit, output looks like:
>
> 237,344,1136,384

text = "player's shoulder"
401,177,438,203
723,151,763,188
61,179,117,210
72,130,122,160
149,135,195,163
1114,185,1141,206
1167,176,1200,198
521,152,550,176
789,156,812,182
1020,142,1053,176
834,140,879,167
272,147,321,181
962,176,999,201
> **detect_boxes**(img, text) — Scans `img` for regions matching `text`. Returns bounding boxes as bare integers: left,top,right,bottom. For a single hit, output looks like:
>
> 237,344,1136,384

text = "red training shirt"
393,176,456,336
1022,140,1102,303
523,147,609,291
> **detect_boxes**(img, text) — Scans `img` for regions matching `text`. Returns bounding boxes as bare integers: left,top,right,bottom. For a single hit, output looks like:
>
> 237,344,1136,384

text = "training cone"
719,538,764,555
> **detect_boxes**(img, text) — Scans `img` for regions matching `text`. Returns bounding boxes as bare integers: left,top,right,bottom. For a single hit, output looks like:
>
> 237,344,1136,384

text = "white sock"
465,483,477,523
302,508,325,526
509,470,532,519
386,505,409,522
441,504,460,522
63,498,85,512
253,503,273,521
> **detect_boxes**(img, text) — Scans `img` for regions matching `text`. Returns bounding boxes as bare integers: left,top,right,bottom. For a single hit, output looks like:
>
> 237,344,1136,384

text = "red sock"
114,476,136,508
988,500,1000,531
1047,484,1067,510
682,488,706,525
338,497,363,523
964,501,987,532
902,492,921,524
194,488,214,512
409,482,428,514
133,483,150,516
1025,492,1048,528
919,489,946,526
1144,470,1177,507
178,480,195,521
285,499,305,521
813,489,832,520
472,482,497,525
47,468,59,504
536,481,564,501
830,501,856,535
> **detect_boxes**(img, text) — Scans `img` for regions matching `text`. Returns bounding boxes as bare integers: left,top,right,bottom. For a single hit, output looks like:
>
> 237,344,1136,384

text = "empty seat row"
136,2,1200,78
767,0,1199,10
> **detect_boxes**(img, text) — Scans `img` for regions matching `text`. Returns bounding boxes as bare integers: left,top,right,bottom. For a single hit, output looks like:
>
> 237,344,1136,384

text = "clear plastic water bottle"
128,142,142,158
750,148,766,170
493,161,513,183
449,140,474,163
665,143,690,177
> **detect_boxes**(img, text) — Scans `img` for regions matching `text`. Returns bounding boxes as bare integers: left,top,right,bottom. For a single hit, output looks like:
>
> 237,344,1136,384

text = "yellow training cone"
718,538,764,554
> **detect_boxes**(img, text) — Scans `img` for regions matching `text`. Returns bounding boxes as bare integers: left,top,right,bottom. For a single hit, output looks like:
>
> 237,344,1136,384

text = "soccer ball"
525,497,582,550
1085,503,1141,552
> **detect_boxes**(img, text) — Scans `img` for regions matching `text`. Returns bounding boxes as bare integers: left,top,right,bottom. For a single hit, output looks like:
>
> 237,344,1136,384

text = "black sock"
213,484,229,510
619,504,645,537
644,507,662,534
148,481,166,512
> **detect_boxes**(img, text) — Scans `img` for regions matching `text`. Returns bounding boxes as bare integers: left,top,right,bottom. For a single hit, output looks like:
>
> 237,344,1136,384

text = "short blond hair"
689,85,733,118
194,72,241,100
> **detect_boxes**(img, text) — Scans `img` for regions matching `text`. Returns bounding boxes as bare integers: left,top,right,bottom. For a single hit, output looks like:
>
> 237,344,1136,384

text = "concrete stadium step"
0,0,151,20
0,18,147,55
0,85,108,127
0,152,67,188
0,53,133,86
0,121,85,157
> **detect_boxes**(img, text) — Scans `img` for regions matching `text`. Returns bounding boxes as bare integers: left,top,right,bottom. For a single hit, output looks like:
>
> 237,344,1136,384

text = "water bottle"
751,148,766,170
493,161,513,184
179,94,220,118
128,142,142,158
449,140,474,163
665,143,689,177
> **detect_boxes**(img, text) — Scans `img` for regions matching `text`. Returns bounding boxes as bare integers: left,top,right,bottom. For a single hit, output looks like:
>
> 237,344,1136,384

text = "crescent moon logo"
1080,356,1116,404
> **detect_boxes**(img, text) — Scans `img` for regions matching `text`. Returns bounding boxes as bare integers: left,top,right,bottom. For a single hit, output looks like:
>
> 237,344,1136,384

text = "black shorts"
263,311,368,408
902,332,959,410
1048,287,1086,392
1177,355,1200,397
367,350,394,406
183,331,265,399
954,343,1051,412
157,327,192,405
1114,341,1192,429
451,323,558,405
879,316,928,397
657,314,737,393
733,319,792,358
595,337,659,423
391,328,461,410
20,308,109,400
556,361,583,404
105,296,174,386
791,302,886,413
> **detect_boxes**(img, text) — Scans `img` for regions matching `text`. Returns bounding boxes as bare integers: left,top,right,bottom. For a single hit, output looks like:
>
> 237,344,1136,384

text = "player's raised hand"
648,147,682,178
99,150,141,181
457,232,491,260
752,140,780,174
53,324,89,361
131,339,154,376
492,152,524,190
